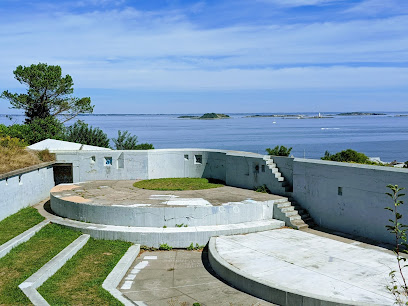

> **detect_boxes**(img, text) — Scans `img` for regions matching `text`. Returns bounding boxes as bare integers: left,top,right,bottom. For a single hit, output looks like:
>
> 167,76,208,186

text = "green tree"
266,145,292,157
64,121,110,148
112,130,154,150
321,149,369,164
1,63,93,124
0,117,65,145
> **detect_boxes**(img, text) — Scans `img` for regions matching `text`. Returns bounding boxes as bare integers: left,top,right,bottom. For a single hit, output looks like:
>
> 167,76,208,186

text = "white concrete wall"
0,166,54,221
292,158,408,244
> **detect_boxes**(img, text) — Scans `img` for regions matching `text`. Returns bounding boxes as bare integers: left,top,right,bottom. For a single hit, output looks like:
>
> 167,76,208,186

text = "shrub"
112,130,154,150
0,136,27,148
266,145,292,156
133,143,154,150
255,185,270,193
0,117,64,145
64,121,110,148
159,243,172,250
321,149,369,164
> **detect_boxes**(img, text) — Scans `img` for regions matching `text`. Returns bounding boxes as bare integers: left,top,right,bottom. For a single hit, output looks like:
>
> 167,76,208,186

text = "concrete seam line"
102,244,140,306
207,237,376,306
0,220,50,259
18,234,90,306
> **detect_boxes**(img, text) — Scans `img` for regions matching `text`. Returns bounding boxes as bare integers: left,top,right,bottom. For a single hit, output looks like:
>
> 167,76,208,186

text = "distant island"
245,114,303,118
337,112,386,116
246,114,333,119
178,113,230,119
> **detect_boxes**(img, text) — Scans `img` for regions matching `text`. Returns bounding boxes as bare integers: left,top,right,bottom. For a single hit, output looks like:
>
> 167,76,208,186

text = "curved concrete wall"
50,193,275,227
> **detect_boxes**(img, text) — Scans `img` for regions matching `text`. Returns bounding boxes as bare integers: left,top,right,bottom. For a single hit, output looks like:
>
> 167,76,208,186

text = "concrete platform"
51,180,283,207
209,228,402,305
36,201,285,248
50,181,286,227
120,249,273,306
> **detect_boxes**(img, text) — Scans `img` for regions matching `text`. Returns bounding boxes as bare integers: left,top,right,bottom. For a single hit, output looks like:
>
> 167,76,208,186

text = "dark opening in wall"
194,155,202,164
184,154,189,160
262,165,265,172
338,187,343,196
53,164,73,185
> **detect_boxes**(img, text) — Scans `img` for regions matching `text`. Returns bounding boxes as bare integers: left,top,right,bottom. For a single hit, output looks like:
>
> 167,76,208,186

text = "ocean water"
1,113,408,162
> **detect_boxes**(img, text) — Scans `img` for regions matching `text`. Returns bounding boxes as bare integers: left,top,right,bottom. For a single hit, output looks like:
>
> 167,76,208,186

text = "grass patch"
0,207,45,245
39,238,131,305
0,224,81,305
133,177,224,191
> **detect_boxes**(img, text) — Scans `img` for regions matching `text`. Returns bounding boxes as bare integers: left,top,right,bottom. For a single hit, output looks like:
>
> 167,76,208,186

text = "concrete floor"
214,228,403,305
51,180,283,207
120,249,273,306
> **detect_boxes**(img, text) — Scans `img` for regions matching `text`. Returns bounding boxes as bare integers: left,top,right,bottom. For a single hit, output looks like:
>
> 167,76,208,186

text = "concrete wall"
50,193,275,227
0,164,55,221
292,158,408,244
54,148,408,245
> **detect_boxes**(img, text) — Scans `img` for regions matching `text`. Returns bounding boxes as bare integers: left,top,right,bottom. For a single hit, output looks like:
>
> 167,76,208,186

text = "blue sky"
0,0,407,114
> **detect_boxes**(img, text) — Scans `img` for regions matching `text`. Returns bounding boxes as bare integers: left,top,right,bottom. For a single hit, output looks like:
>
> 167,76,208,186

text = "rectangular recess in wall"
338,187,343,196
90,156,96,163
184,154,189,160
118,153,125,169
194,155,202,164
104,157,113,166
262,165,265,172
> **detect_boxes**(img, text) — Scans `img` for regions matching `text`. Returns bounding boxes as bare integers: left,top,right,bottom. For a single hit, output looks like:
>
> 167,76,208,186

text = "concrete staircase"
264,156,316,230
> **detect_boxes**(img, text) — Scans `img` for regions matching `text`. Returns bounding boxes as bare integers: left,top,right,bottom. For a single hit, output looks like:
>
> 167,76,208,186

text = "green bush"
159,243,172,250
112,130,154,150
266,145,292,156
0,117,65,145
64,121,110,148
321,149,370,164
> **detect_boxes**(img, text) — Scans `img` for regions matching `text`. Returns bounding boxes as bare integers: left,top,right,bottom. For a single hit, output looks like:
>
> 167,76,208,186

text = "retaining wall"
292,158,408,244
0,163,55,221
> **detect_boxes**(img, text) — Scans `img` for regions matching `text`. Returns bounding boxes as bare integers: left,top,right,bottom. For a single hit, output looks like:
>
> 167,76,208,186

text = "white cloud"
257,0,340,7
0,6,407,92
345,0,408,15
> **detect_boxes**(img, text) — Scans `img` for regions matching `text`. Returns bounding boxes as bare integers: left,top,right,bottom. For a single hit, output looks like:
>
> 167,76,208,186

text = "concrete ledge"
208,237,373,306
36,205,284,248
19,234,90,306
0,220,50,259
102,244,140,306
0,161,55,180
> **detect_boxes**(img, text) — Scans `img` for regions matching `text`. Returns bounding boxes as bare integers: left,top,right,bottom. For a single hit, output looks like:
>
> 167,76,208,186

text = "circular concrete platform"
50,180,285,227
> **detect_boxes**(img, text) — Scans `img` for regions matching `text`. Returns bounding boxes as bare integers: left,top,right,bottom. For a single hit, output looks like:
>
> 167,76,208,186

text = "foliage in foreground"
385,184,408,305
0,224,81,304
0,136,55,174
1,63,93,123
0,207,45,245
133,177,224,191
112,130,154,150
64,121,110,148
39,238,131,305
266,145,292,157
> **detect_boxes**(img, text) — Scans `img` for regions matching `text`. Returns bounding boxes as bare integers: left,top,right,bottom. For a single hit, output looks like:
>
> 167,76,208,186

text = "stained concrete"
50,181,285,228
212,228,402,305
50,180,283,207
120,249,273,306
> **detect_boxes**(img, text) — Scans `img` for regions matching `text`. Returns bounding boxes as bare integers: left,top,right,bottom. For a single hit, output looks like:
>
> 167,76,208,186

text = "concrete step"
41,212,286,248
267,162,277,167
276,201,291,208
281,206,295,213
285,211,299,217
277,177,284,182
289,215,302,221
271,168,279,173
274,173,282,178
